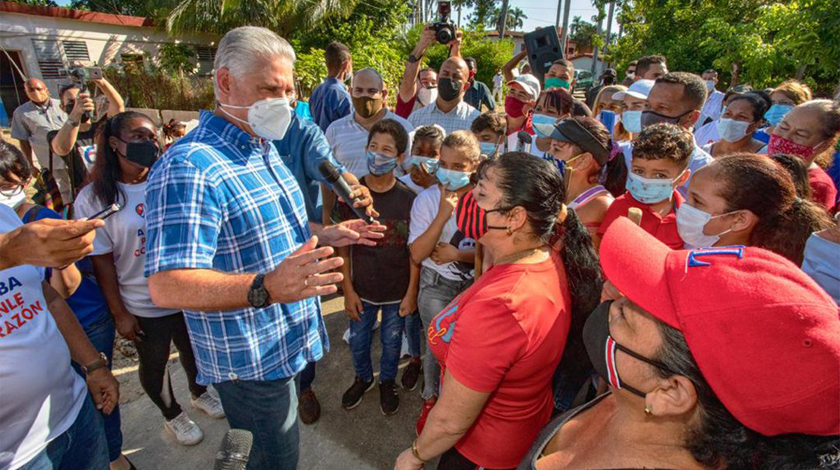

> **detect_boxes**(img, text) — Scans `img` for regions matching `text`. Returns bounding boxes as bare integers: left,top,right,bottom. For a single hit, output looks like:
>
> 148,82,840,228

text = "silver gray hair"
213,26,296,96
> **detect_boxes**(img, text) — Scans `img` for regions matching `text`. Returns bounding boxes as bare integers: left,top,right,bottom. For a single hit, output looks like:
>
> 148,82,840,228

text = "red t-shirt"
807,166,837,212
597,191,685,250
428,253,571,468
395,94,417,119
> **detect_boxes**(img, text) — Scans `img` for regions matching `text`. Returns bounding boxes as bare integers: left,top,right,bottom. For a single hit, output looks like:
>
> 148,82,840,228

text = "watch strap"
248,273,270,308
82,352,108,375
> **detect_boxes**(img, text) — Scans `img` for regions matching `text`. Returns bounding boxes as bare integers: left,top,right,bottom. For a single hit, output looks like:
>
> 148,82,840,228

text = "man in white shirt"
325,68,414,221
408,57,480,135
696,69,725,131
492,70,504,104
0,207,119,470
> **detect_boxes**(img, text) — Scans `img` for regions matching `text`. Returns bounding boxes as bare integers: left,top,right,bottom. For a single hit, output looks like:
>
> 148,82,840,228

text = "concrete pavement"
118,295,425,469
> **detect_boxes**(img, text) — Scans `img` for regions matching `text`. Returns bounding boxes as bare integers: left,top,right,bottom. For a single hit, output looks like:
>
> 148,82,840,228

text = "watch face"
249,277,269,308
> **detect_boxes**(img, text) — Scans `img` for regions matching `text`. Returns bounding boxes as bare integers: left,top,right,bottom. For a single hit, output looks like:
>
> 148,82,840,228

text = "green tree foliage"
8,0,59,6
466,0,499,29
166,0,358,37
409,25,513,88
570,16,601,50
610,0,840,95
157,43,197,75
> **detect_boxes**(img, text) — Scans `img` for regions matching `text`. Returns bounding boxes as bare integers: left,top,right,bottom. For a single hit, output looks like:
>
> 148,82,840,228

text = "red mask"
768,134,818,159
505,95,527,118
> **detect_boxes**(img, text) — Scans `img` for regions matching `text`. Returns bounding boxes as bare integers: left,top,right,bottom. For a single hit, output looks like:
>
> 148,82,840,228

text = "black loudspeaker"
524,27,564,82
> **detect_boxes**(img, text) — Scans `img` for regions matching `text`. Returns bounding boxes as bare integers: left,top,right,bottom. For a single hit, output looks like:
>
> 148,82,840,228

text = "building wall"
0,11,217,99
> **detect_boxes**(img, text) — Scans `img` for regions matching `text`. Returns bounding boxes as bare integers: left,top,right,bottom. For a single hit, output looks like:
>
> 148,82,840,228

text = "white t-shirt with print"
408,185,475,281
398,174,426,195
0,206,87,470
74,182,177,318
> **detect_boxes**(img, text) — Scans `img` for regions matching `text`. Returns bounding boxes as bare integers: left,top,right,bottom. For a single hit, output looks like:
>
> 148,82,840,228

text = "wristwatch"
248,273,271,309
67,117,80,128
81,352,108,375
408,53,423,64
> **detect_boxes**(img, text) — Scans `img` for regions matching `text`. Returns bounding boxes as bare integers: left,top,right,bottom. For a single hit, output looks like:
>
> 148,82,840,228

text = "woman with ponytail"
538,116,627,248
677,154,832,264
395,152,602,470
74,112,224,447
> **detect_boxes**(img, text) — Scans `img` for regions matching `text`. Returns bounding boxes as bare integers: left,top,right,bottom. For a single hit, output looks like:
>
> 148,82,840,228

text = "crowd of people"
1,21,838,470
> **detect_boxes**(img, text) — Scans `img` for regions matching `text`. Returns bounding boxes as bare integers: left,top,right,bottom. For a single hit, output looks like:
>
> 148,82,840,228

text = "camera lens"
437,28,452,44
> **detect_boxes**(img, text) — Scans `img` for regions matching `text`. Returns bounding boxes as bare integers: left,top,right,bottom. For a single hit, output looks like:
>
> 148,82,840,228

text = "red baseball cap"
600,217,840,437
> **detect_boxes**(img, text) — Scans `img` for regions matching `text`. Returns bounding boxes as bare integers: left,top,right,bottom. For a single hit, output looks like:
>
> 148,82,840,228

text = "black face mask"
640,109,692,130
438,77,462,102
583,300,674,398
118,139,160,168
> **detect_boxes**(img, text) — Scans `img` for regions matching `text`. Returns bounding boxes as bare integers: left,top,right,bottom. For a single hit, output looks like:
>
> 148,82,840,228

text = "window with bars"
195,46,217,75
31,39,92,79
31,39,63,79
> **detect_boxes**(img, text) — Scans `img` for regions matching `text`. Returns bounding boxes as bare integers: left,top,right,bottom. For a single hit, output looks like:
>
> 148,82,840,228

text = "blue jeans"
71,314,122,462
215,376,299,470
299,361,316,393
404,311,422,358
417,268,472,400
20,395,109,470
349,301,404,382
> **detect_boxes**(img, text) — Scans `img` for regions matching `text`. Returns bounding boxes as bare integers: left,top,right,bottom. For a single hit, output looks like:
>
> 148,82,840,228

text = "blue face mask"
532,113,557,138
479,141,499,157
411,156,440,173
764,104,793,126
436,168,471,190
626,171,682,204
542,153,566,176
622,110,643,134
801,233,840,304
366,150,398,176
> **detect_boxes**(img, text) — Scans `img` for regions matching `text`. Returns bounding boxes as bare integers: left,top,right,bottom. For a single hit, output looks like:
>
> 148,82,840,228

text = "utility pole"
590,8,604,76
604,1,616,66
560,0,571,58
499,0,510,38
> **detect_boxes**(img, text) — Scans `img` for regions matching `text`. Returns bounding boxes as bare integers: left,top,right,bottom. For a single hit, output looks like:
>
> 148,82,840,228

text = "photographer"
395,22,462,119
49,75,124,203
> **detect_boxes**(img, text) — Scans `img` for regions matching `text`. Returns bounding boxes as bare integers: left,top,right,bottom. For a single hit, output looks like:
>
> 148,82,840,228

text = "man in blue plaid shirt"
144,26,382,470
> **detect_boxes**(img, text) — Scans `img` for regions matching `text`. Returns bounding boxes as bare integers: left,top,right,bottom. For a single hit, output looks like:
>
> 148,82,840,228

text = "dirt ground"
114,295,427,470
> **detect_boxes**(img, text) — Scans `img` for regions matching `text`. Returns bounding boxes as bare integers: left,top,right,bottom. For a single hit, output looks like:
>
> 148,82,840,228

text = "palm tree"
166,0,358,36
451,0,474,28
507,6,526,31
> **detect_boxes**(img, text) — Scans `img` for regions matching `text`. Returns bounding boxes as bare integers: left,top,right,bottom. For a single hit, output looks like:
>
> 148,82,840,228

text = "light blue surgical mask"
479,141,499,157
366,150,398,176
764,104,793,126
411,156,440,173
436,168,471,191
801,233,840,304
626,171,683,204
716,118,752,142
532,113,556,138
622,110,643,134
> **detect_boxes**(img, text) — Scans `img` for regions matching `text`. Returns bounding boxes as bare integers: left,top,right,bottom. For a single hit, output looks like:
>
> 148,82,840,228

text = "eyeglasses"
0,177,30,197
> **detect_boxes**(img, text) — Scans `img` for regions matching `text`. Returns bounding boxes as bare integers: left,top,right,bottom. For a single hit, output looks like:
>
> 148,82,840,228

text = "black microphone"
214,429,253,470
517,130,532,154
318,161,374,224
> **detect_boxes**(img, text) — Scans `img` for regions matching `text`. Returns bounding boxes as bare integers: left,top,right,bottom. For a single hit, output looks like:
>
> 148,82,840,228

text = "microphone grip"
329,176,375,225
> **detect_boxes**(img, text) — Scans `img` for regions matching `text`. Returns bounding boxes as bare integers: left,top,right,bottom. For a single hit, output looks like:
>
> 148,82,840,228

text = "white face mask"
0,191,26,210
677,203,736,249
219,97,293,141
716,118,752,142
417,86,438,107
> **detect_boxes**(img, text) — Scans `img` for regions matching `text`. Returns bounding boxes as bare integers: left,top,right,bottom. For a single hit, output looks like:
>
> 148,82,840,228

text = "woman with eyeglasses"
73,111,224,447
0,140,137,470
591,85,631,142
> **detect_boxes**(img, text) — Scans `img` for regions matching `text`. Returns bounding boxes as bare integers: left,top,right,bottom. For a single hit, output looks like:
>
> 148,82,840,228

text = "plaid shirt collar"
200,110,270,164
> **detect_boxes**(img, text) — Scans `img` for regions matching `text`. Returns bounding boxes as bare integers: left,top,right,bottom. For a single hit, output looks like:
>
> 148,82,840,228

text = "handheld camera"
432,1,456,45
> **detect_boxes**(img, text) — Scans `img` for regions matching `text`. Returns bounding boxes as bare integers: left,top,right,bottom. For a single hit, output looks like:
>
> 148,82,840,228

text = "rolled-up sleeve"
10,110,29,141
144,155,225,276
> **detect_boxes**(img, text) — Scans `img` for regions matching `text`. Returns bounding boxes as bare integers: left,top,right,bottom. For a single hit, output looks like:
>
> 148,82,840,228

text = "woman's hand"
394,448,424,470
430,242,459,265
344,289,363,322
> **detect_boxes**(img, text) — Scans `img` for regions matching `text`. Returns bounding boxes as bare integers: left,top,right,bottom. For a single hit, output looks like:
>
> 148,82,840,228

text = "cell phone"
89,203,121,221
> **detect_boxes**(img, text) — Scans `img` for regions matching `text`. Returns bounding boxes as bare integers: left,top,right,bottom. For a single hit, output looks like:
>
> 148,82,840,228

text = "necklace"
494,246,545,265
